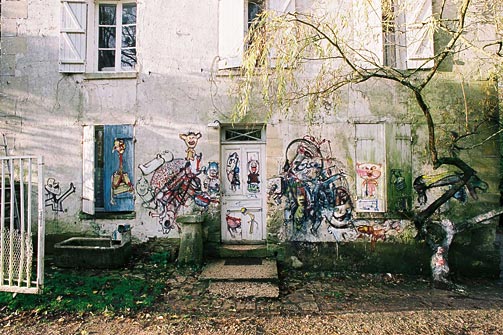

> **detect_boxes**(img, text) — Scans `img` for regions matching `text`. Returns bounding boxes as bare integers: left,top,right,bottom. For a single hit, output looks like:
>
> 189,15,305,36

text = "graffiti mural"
137,133,219,234
45,178,76,212
267,135,410,246
413,172,488,205
268,136,353,239
111,139,134,205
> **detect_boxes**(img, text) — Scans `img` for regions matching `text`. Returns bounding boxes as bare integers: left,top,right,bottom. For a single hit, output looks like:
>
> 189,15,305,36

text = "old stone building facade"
1,0,501,275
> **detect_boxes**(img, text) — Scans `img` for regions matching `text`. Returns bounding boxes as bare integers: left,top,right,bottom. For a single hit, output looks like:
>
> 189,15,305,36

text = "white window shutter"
353,0,383,68
59,0,87,73
218,0,245,69
82,125,95,215
269,0,295,13
355,123,386,212
405,0,434,69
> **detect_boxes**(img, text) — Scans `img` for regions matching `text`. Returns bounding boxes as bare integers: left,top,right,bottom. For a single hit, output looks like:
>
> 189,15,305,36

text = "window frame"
95,0,137,72
218,0,295,70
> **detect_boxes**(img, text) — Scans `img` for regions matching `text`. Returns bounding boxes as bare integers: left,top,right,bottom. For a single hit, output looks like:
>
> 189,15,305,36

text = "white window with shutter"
218,0,246,69
59,0,87,73
352,0,384,69
218,0,295,69
404,0,434,69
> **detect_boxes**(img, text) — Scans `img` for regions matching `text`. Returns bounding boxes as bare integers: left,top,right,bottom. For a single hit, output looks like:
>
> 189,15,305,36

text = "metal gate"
0,156,44,294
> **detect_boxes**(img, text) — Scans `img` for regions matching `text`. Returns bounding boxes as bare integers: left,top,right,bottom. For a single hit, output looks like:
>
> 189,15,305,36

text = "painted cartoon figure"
203,161,220,198
226,210,242,238
111,139,134,204
179,131,202,161
247,159,260,193
241,207,258,234
356,162,382,197
44,178,76,212
226,152,240,191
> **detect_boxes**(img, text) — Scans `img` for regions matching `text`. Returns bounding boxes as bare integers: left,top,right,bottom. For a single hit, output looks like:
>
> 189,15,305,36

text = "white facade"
1,0,501,247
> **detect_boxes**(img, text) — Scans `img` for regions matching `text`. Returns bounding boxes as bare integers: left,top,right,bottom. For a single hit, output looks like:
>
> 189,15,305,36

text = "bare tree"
232,0,503,287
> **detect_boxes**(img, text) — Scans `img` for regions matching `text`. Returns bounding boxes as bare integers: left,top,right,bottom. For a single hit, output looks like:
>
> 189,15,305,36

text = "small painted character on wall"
226,152,240,191
111,139,134,203
179,131,202,161
203,161,220,198
247,159,260,193
44,177,76,212
356,162,382,197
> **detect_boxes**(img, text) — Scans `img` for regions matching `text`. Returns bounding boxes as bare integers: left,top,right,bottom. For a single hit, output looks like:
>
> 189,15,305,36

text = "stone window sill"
83,72,138,80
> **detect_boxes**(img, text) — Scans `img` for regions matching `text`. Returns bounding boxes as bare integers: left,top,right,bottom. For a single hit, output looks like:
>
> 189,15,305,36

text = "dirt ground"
1,268,503,335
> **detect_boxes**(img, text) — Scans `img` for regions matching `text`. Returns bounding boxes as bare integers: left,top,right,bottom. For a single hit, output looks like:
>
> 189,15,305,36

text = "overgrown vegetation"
0,251,171,316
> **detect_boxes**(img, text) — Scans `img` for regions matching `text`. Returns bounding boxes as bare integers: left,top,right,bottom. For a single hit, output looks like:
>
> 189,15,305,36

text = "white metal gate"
0,156,45,294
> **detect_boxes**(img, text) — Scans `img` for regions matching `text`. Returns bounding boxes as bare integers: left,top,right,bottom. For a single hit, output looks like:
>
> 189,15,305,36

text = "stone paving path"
161,269,503,317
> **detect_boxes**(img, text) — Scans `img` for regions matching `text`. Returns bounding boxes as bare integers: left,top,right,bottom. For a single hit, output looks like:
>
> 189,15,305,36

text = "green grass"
0,258,167,315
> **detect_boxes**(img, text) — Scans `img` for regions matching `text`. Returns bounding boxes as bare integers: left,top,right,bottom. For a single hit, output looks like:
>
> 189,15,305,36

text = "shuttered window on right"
354,123,412,214
355,0,434,69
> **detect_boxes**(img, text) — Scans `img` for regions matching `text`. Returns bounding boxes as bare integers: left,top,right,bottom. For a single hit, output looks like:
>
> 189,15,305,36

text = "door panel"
221,144,266,243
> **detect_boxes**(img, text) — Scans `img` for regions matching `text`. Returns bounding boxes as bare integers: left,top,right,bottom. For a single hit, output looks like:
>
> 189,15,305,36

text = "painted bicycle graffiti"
136,132,220,234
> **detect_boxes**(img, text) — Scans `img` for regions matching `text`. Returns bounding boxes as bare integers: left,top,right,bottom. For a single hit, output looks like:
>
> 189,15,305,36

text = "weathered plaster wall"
0,0,500,275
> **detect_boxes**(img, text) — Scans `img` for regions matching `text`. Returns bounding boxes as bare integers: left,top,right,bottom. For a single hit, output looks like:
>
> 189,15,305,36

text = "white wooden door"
221,144,266,243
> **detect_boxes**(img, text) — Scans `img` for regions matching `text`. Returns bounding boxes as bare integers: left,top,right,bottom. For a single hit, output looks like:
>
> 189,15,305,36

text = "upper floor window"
354,0,434,70
59,0,137,74
98,2,137,71
218,0,295,69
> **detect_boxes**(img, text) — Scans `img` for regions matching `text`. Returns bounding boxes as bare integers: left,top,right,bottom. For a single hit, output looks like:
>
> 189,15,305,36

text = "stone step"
207,281,279,298
218,244,269,258
199,258,279,298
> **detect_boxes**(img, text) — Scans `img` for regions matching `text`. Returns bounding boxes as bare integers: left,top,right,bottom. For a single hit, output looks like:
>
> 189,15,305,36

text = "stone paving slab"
207,281,279,298
199,259,278,281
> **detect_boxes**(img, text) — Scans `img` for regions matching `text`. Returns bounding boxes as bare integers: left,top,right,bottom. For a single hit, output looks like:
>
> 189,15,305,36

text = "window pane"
99,4,116,25
225,129,262,141
248,1,263,29
121,49,137,69
122,26,136,47
122,3,137,24
99,27,116,48
99,50,115,71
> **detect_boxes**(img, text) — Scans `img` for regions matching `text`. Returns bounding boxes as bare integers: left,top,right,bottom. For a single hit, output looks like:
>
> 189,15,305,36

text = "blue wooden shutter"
103,125,135,212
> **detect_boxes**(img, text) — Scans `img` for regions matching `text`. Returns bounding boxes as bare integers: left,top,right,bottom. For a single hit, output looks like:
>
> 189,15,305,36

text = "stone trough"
54,226,132,269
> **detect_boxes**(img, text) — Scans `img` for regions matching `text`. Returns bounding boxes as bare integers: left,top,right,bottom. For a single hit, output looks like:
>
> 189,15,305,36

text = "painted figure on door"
247,159,260,193
356,162,382,197
226,152,241,191
111,139,134,204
